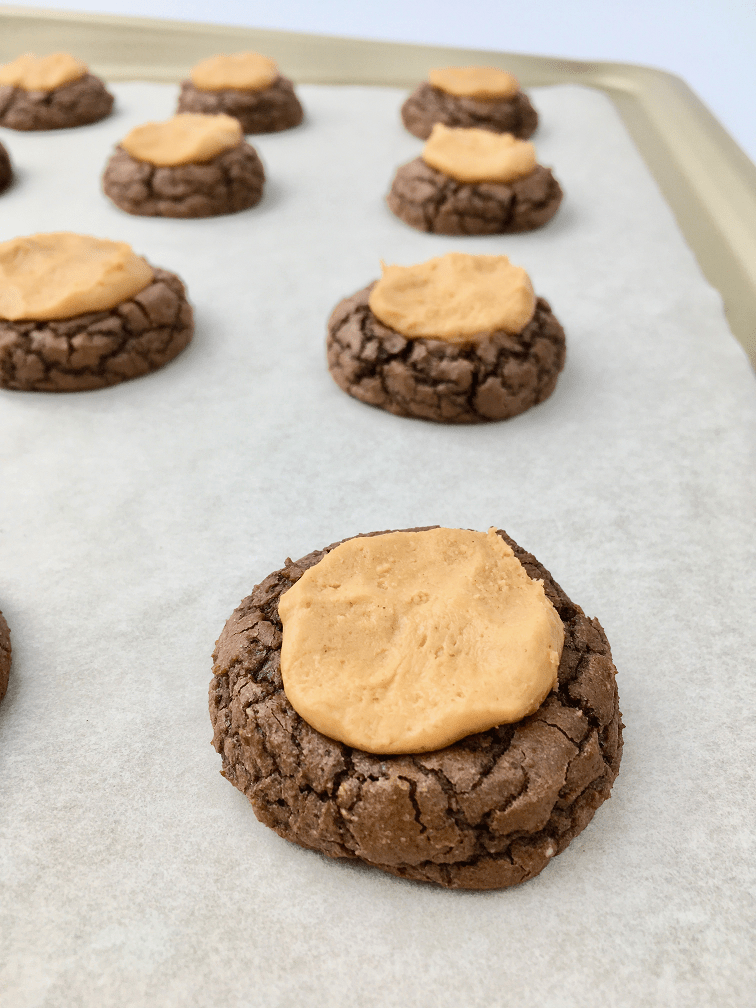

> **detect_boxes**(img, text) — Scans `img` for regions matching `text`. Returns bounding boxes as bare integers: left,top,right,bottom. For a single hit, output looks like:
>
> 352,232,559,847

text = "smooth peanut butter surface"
279,528,564,754
428,66,519,100
369,252,536,341
0,233,153,321
422,124,537,184
190,52,278,92
120,113,242,167
0,52,87,92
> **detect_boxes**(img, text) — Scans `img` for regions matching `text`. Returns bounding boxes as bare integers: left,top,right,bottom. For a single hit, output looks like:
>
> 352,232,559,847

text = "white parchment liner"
0,83,754,1008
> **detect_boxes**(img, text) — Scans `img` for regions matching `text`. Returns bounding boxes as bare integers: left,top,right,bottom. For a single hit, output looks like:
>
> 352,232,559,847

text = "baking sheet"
0,81,755,1008
3,6,755,367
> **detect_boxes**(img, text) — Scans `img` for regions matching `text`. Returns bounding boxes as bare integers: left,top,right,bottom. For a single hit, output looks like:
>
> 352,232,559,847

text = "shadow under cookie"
102,143,265,218
401,82,538,140
210,527,623,891
0,268,193,392
0,74,113,130
177,77,303,134
388,158,562,235
327,283,565,423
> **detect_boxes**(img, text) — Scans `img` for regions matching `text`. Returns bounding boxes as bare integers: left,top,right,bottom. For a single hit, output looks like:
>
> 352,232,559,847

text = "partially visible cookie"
0,233,193,392
327,254,566,423
0,609,10,703
210,527,623,890
102,113,265,218
401,67,537,140
0,53,113,131
176,52,303,133
0,141,12,193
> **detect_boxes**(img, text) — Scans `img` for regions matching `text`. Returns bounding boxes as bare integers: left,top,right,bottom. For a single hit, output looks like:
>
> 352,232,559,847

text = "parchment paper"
0,83,754,1008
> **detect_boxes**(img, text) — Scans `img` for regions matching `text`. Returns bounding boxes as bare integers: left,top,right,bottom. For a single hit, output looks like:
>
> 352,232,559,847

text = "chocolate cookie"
176,77,303,134
0,267,193,392
210,527,623,890
0,73,113,131
102,142,265,218
0,141,12,193
0,608,10,703
401,82,537,141
387,158,562,235
327,283,565,423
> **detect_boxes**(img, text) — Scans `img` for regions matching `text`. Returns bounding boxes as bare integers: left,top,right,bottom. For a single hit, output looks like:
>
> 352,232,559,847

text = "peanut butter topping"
369,252,536,341
120,113,242,167
190,52,278,93
0,233,154,322
428,66,519,100
279,528,564,754
422,124,537,184
0,52,87,92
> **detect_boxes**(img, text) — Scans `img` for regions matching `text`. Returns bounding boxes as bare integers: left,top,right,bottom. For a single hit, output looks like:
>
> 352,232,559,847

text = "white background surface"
0,80,755,1007
3,0,756,163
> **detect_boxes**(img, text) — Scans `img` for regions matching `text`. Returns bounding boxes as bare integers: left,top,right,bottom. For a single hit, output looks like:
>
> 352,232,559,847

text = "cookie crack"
541,718,582,747
406,760,479,839
397,774,427,835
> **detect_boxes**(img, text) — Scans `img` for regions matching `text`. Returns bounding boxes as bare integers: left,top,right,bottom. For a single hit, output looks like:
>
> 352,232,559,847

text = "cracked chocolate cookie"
102,124,265,218
327,282,565,423
0,608,10,703
402,81,537,141
388,158,562,235
177,77,303,134
0,53,113,131
0,141,12,194
0,267,193,392
210,527,623,890
0,73,113,130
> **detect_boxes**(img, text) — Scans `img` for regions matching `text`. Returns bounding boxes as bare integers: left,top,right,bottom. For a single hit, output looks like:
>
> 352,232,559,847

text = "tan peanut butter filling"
120,113,243,167
0,52,87,92
0,233,154,322
422,124,537,184
428,66,519,100
190,52,278,92
279,528,564,755
369,252,536,341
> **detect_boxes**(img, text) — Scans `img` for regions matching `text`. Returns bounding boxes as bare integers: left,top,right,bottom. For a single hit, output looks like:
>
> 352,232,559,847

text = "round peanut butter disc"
120,113,243,167
422,124,537,184
279,527,564,754
0,233,154,322
190,52,278,92
369,252,536,340
428,66,519,100
0,52,87,92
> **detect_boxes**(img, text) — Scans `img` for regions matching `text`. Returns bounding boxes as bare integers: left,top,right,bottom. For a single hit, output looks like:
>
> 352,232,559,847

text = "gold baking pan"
2,4,755,368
